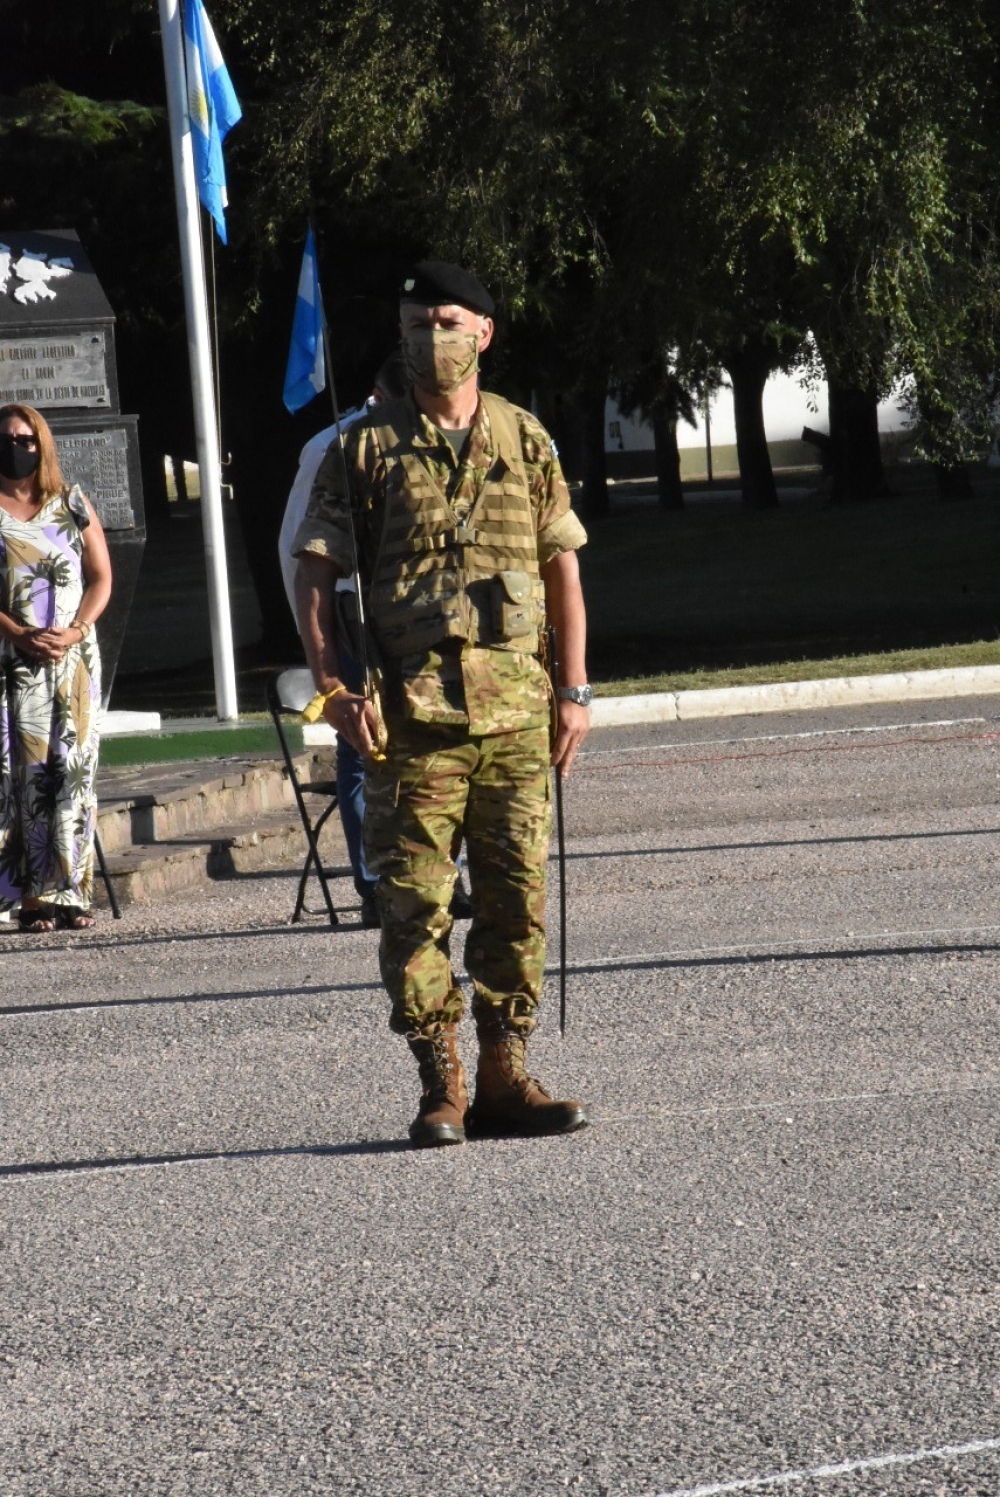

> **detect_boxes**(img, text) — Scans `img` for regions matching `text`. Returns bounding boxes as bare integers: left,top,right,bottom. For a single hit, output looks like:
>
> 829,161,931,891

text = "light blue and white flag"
183,0,242,244
283,228,327,413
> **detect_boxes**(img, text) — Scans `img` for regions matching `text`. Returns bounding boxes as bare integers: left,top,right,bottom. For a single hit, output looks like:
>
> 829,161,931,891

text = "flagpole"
158,0,239,720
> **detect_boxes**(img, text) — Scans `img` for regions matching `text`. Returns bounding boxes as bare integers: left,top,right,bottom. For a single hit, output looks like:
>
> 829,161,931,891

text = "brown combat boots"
467,1019,589,1137
406,1024,468,1148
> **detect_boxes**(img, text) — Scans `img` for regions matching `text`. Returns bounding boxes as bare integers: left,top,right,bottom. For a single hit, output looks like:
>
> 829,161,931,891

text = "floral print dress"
0,485,102,912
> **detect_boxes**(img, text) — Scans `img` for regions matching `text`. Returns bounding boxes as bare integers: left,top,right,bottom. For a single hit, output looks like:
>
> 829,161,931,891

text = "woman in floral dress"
0,403,112,931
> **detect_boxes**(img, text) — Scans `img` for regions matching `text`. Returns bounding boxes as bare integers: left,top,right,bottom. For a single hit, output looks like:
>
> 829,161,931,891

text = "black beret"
399,259,495,316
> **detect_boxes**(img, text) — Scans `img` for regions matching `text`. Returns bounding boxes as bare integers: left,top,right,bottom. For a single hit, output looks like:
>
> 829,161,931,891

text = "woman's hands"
14,624,84,663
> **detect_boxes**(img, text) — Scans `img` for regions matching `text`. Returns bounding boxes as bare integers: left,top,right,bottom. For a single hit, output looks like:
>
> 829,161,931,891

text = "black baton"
547,625,568,1035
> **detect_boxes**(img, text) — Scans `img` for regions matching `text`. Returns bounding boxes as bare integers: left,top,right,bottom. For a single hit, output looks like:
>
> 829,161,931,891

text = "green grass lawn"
111,460,999,716
600,640,1000,697
580,463,1000,685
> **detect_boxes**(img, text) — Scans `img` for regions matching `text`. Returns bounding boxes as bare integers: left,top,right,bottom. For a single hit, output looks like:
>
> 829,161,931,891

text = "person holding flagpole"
293,259,591,1149
281,234,472,930
280,348,408,928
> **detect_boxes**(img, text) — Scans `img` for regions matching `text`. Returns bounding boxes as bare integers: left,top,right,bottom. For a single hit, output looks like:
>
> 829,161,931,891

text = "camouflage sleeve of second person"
514,406,588,564
290,423,369,574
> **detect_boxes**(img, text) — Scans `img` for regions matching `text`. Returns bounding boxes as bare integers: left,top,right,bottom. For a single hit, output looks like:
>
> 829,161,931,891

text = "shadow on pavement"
566,939,1000,976
0,979,376,1021
0,1139,411,1179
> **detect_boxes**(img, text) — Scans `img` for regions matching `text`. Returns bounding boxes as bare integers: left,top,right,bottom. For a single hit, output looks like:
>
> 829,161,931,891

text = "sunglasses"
0,433,38,449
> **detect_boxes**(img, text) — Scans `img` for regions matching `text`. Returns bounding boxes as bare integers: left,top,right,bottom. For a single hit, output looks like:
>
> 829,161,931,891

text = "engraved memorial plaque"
50,416,142,532
0,330,111,408
0,230,119,411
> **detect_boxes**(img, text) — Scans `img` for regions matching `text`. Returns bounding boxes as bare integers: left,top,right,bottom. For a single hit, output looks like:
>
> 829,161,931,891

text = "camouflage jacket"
293,390,587,735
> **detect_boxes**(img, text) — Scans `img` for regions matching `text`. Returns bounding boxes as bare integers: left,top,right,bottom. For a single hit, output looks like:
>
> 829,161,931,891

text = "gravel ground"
1,696,998,1496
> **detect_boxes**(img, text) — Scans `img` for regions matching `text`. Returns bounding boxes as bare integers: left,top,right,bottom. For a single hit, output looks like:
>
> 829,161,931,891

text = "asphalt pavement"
1,694,998,1496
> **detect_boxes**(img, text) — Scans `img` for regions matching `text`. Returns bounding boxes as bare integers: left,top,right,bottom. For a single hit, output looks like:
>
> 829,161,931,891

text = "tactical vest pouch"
490,569,534,641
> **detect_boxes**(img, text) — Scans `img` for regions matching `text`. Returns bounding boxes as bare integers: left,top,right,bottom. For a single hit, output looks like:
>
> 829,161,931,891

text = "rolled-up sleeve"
518,412,588,565
537,506,588,565
291,441,356,573
293,440,354,574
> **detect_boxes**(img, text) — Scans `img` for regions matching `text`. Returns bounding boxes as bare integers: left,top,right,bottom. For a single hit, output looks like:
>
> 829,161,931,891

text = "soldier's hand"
324,691,381,759
551,700,589,779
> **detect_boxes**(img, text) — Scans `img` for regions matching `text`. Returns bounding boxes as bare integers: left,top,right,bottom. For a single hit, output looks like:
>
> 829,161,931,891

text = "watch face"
561,685,593,706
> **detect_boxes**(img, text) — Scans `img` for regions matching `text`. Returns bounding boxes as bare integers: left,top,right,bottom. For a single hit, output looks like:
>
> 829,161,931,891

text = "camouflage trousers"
363,718,552,1037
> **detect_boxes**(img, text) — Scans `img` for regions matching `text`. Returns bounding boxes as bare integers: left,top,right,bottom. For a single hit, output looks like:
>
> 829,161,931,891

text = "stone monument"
0,228,145,702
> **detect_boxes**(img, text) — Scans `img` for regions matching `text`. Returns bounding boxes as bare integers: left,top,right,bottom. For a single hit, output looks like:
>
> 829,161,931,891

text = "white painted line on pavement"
653,1434,1000,1496
548,922,1000,975
597,1079,998,1127
582,714,995,758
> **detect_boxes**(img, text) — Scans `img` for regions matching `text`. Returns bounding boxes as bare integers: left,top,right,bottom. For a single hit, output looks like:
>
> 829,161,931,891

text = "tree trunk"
933,463,974,500
170,454,189,504
221,336,311,659
225,415,305,659
546,391,584,484
579,369,610,519
652,409,684,509
724,345,778,509
915,387,974,501
826,381,890,504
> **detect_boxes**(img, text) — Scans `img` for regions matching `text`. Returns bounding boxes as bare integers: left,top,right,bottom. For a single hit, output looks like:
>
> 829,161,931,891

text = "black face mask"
0,436,41,482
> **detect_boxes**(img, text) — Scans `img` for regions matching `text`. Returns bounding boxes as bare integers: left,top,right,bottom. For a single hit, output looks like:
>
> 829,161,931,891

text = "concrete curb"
588,664,1000,727
102,710,162,736
103,664,1000,759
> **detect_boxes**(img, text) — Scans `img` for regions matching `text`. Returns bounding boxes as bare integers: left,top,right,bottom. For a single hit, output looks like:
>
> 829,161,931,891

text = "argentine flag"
183,0,242,244
283,228,327,413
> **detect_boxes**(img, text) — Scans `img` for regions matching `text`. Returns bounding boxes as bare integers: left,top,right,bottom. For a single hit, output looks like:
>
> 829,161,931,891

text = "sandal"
17,905,58,933
55,906,96,930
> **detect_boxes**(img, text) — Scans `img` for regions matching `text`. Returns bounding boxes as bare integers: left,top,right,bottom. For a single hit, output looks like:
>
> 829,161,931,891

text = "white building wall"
605,370,911,454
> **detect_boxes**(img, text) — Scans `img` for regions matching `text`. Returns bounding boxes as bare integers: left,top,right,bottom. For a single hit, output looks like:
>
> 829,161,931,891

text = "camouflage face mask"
402,328,479,396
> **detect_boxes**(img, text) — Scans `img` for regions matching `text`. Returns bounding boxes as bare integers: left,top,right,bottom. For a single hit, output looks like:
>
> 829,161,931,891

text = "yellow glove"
301,684,347,723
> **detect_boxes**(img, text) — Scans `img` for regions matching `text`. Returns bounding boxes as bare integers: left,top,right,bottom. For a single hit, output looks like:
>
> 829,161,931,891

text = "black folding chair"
96,672,124,919
266,667,346,926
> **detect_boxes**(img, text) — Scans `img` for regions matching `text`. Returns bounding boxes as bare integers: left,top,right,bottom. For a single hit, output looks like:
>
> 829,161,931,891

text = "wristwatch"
557,684,593,707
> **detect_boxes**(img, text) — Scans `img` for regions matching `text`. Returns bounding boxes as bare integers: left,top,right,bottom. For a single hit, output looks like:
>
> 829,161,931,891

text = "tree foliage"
3,0,1000,622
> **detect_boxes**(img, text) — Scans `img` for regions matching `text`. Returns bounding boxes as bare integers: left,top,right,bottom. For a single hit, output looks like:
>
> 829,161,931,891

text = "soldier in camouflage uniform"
294,260,592,1148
